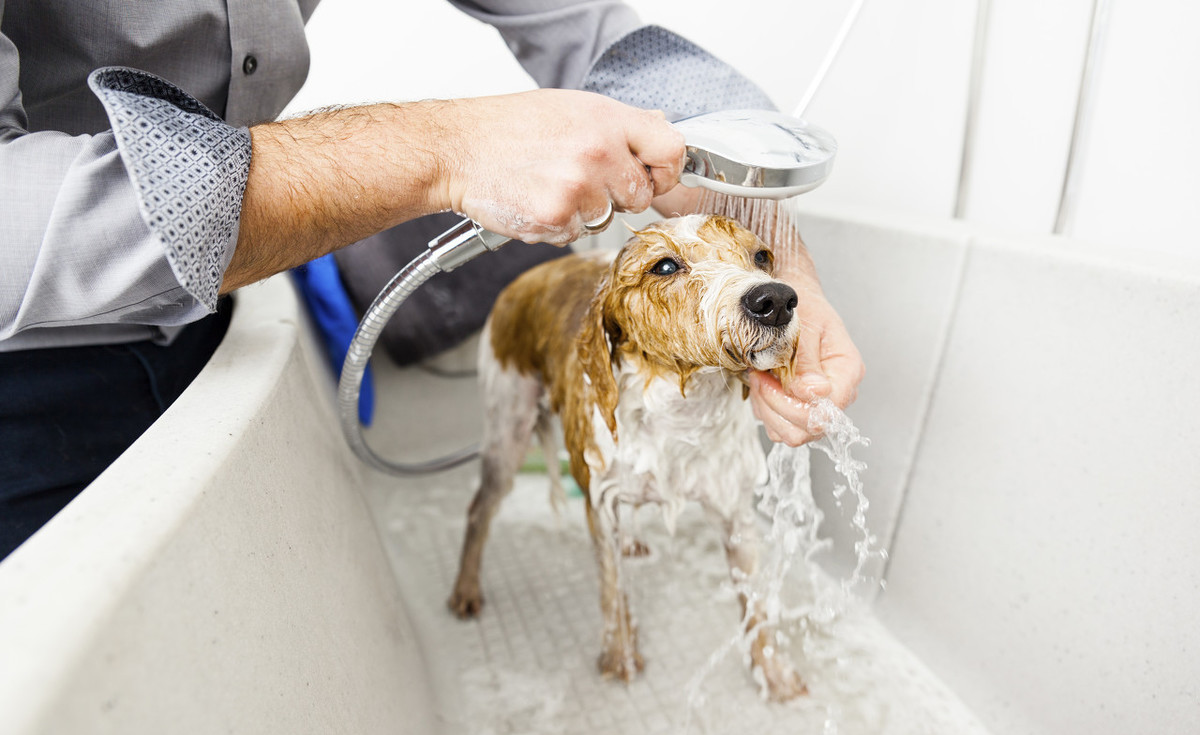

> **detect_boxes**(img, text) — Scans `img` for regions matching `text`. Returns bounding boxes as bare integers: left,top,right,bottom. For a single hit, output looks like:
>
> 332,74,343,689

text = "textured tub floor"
358,354,990,735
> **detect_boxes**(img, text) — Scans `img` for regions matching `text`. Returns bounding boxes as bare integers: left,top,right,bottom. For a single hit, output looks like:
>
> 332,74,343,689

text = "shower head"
674,109,837,199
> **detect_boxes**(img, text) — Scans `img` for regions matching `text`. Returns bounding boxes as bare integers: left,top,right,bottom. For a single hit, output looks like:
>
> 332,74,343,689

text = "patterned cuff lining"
581,25,777,121
88,67,250,312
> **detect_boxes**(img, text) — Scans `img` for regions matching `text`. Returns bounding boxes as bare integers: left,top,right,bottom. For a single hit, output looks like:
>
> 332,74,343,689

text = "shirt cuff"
581,25,777,121
88,67,251,312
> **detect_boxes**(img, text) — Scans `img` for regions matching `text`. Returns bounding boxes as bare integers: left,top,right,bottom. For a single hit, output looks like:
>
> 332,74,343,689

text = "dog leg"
586,501,644,681
713,502,807,701
448,362,540,619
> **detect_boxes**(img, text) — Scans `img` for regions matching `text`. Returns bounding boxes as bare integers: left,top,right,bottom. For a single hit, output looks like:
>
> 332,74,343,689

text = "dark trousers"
0,299,232,560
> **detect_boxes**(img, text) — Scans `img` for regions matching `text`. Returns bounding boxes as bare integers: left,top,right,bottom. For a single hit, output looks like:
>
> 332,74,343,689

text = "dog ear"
578,280,621,441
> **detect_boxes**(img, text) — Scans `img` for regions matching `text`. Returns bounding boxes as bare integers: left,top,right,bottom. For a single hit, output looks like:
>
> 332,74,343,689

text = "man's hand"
651,179,704,218
443,90,686,245
748,274,864,446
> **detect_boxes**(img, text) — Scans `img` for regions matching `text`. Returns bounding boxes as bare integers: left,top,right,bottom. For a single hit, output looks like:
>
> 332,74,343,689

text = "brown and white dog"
448,214,806,700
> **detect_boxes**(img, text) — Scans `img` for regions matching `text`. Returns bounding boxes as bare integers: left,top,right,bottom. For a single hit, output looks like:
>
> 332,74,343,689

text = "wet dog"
448,214,806,700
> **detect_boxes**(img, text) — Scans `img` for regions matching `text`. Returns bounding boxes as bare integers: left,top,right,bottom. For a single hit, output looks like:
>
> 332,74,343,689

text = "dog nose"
741,282,797,328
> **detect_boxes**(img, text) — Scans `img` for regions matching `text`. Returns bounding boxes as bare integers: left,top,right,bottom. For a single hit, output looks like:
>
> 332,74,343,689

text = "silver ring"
582,201,615,234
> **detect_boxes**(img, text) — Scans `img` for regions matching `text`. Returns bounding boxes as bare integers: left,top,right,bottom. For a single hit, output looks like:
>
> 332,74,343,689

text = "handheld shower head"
674,109,837,200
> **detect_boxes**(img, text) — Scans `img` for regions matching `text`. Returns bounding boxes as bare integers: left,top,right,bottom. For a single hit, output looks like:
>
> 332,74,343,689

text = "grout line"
1053,0,1112,235
953,0,993,220
877,238,974,590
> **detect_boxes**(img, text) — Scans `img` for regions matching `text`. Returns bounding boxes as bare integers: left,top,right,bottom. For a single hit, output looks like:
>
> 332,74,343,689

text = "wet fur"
448,214,806,700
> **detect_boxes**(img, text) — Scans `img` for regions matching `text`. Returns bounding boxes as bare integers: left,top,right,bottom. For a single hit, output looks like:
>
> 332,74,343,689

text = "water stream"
683,397,886,732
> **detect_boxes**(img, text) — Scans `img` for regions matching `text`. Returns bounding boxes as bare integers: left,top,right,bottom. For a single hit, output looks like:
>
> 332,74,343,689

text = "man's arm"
0,55,224,343
225,89,685,293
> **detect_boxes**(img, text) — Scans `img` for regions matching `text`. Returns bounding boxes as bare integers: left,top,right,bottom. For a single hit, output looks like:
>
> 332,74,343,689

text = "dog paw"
447,587,484,619
597,646,645,682
621,538,651,558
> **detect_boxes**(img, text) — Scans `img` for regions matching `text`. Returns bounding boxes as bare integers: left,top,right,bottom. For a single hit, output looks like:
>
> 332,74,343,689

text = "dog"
448,213,806,700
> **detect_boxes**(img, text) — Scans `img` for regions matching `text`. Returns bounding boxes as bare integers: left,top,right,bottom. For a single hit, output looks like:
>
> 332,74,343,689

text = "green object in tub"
519,445,581,497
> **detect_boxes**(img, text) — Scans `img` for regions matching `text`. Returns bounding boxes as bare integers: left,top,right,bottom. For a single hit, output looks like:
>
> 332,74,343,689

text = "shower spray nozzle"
675,109,838,200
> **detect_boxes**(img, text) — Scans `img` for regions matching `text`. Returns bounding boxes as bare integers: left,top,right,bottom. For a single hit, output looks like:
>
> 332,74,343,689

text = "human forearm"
224,102,450,294
225,89,685,294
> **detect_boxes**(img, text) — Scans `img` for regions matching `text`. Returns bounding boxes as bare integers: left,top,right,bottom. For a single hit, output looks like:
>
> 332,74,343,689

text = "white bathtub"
1,203,1196,733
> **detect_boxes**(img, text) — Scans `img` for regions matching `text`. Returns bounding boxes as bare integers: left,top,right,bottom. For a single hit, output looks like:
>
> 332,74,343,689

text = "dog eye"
650,258,680,276
754,250,773,269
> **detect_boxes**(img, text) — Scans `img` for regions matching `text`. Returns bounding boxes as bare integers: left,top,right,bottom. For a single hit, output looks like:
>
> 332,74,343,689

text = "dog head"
579,214,801,434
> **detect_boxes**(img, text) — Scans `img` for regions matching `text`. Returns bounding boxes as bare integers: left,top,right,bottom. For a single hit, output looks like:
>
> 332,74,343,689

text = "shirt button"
242,54,258,75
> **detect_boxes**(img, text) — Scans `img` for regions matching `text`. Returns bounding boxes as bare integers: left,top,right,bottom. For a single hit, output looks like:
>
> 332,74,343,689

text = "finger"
581,196,613,227
581,199,615,234
555,189,612,244
762,411,818,447
823,354,864,410
749,371,823,440
785,329,833,399
643,153,683,198
651,182,703,217
625,109,686,196
749,385,818,447
609,155,654,214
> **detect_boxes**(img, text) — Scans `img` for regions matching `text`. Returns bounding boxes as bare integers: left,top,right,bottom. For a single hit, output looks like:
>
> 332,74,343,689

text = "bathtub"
1,203,1196,734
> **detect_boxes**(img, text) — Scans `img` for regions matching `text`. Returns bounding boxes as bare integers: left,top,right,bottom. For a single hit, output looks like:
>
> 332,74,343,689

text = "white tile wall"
285,0,533,115
876,229,1200,734
958,0,1094,233
794,0,977,220
1067,0,1200,257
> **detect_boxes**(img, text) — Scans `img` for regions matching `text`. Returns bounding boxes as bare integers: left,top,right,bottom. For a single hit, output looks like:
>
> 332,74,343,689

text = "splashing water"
806,396,886,604
683,397,885,733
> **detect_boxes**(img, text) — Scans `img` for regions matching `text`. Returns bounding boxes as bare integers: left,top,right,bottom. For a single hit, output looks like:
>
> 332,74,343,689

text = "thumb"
785,331,832,400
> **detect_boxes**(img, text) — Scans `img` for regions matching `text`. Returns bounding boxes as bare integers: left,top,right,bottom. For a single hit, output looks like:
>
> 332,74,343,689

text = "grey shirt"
0,0,772,351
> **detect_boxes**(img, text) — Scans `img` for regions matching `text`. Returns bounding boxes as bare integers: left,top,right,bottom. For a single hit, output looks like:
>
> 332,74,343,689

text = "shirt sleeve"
0,20,250,343
446,0,642,90
580,24,777,120
445,2,775,119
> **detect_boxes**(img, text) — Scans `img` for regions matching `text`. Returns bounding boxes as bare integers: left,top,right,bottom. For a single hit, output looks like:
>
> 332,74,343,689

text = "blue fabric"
291,255,374,425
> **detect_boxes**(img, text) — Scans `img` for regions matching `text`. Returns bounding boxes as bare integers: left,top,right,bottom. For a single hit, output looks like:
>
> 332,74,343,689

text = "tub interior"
2,202,1197,734
358,347,989,734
